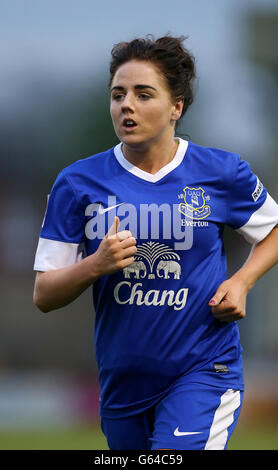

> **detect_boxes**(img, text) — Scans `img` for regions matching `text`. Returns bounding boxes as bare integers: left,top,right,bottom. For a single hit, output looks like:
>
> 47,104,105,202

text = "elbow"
33,272,52,313
33,290,51,313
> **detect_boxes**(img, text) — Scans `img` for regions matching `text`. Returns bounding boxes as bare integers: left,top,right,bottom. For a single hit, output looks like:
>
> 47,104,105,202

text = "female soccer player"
33,35,278,450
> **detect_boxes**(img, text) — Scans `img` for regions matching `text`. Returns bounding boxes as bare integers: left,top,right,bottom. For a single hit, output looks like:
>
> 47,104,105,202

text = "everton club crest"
178,186,211,220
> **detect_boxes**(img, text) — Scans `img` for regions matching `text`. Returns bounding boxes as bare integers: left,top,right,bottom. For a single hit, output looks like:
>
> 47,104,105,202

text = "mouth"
122,118,138,131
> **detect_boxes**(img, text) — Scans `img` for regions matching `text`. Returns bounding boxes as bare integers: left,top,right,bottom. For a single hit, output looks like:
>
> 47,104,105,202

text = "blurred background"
0,0,277,450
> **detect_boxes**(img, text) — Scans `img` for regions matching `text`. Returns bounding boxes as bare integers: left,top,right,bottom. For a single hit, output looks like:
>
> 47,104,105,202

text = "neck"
121,133,179,175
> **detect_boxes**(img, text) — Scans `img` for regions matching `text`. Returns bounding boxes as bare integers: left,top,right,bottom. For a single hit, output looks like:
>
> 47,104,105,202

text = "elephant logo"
122,241,181,280
156,260,181,279
123,261,147,279
116,242,185,310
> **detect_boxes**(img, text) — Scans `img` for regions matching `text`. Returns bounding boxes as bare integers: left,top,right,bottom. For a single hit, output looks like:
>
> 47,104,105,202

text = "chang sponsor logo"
113,241,188,311
114,281,188,311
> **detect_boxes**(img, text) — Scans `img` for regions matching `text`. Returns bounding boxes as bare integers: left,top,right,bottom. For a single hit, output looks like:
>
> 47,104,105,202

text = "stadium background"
0,0,277,449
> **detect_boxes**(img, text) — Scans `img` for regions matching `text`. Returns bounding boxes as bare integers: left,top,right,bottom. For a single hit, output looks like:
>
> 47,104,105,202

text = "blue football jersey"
34,138,278,418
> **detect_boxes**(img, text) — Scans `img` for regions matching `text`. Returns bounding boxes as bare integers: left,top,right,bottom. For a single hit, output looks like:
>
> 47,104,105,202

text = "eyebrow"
111,84,157,92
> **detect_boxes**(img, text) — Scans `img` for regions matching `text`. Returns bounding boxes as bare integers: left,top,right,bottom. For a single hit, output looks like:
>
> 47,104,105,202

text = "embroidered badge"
178,186,211,220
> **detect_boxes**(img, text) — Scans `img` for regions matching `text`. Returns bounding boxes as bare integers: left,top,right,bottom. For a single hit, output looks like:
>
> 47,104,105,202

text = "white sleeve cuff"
33,237,83,271
236,193,278,244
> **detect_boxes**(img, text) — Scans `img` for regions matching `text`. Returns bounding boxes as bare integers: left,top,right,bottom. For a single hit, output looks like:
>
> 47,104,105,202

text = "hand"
208,277,248,323
92,216,137,278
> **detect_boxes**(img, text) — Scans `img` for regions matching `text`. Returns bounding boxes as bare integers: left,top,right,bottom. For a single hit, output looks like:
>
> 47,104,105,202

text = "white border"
113,137,188,183
236,193,278,244
34,237,83,271
205,389,241,450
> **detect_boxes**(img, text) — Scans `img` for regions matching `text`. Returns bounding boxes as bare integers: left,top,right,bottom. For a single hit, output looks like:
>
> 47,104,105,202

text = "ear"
171,97,184,122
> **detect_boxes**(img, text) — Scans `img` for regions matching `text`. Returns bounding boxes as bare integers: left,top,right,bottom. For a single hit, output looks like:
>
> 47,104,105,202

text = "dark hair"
109,34,196,118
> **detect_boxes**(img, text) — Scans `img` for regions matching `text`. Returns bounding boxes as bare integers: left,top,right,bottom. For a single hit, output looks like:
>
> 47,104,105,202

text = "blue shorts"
101,381,243,450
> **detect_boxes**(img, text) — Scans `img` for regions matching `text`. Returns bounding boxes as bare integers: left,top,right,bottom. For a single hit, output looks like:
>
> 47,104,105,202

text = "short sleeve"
33,171,85,271
227,156,278,244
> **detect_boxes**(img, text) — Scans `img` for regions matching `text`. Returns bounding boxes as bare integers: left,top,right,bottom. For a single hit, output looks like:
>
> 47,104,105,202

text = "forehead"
111,59,168,90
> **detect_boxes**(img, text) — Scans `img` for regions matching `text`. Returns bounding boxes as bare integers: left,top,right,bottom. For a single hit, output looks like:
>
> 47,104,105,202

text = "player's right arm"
33,217,136,313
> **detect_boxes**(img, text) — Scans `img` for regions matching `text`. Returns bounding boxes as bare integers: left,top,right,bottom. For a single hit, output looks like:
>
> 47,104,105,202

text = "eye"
112,94,125,101
138,93,151,100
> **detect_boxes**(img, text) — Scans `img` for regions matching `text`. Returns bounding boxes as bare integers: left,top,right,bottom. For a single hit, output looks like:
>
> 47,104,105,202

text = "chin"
119,133,147,147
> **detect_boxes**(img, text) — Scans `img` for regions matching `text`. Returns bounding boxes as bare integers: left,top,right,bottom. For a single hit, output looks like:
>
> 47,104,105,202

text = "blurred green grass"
0,423,277,450
0,425,108,450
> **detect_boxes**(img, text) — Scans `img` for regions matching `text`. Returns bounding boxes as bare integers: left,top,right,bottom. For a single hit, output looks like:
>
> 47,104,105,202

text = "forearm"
33,220,137,313
33,253,100,313
232,225,278,292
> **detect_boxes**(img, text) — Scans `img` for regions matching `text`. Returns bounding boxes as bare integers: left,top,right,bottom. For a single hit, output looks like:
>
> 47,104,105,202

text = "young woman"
33,35,278,450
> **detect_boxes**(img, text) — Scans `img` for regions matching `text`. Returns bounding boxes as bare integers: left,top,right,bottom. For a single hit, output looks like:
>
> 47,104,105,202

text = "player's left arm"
209,224,278,322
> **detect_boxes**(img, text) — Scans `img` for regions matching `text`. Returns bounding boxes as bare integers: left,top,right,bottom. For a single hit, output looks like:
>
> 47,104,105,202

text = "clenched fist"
92,216,137,278
208,277,248,323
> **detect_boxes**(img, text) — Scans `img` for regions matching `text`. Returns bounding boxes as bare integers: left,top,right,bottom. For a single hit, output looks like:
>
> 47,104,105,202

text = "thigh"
101,408,154,450
150,382,243,450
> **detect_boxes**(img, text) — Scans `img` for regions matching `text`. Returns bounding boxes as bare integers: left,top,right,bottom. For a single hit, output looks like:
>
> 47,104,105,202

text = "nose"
121,92,135,113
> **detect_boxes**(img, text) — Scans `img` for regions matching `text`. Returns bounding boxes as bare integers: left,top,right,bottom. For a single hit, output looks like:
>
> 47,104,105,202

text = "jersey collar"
113,137,188,183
